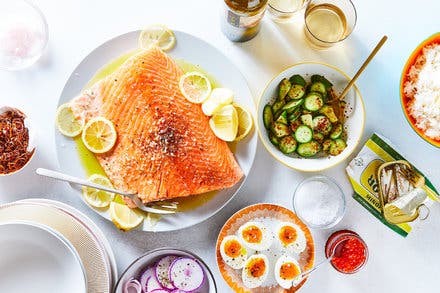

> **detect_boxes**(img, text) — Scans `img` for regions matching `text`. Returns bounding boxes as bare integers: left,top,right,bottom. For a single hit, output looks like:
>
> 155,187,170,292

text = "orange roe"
331,238,366,273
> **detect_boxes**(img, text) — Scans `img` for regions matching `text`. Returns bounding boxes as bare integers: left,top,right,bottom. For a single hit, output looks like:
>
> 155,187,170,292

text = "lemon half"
138,24,176,51
55,103,83,137
82,117,117,154
109,201,144,231
179,72,212,104
82,174,115,208
233,103,253,141
209,104,238,141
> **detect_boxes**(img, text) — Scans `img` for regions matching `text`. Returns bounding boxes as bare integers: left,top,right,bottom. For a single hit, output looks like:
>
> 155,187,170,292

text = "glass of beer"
304,0,356,49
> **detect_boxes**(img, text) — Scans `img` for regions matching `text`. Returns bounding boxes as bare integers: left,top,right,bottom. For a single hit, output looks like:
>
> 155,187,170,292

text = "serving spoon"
36,168,177,215
338,35,388,101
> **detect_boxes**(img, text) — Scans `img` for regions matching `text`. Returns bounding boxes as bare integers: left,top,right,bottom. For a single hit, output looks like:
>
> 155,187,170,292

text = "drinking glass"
304,0,356,49
267,0,309,23
0,0,49,70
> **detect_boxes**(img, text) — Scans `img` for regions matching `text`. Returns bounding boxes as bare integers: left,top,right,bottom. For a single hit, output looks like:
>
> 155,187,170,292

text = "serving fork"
36,168,177,215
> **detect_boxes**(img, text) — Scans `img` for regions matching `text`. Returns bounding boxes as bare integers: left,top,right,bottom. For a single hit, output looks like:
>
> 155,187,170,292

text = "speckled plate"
216,204,315,293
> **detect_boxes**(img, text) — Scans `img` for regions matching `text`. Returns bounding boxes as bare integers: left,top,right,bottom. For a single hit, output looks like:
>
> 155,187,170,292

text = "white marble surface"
1,0,439,292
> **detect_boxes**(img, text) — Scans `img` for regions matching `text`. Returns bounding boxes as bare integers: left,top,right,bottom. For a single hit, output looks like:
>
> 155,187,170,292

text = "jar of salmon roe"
325,230,368,274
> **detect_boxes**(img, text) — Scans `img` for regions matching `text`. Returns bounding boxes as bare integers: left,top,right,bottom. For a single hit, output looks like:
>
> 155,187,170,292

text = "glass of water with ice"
0,0,48,70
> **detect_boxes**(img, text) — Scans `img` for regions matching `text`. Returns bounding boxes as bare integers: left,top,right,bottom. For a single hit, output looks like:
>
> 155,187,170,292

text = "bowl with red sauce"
0,106,36,176
325,229,368,274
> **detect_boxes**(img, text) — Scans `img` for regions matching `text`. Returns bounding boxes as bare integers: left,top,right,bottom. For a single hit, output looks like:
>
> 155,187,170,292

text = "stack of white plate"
0,199,117,293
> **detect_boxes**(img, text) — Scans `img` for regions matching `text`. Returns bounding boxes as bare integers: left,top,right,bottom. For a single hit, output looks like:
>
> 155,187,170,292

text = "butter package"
346,133,439,237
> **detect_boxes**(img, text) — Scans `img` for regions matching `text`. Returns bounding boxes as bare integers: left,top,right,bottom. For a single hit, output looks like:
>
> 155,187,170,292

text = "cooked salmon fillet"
71,47,243,204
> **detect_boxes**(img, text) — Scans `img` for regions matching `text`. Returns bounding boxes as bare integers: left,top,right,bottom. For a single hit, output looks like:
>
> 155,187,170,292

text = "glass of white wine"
267,0,309,23
304,0,356,49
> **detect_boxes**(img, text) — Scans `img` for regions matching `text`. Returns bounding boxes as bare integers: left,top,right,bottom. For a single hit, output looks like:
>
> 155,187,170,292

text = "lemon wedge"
138,24,176,51
109,201,144,231
209,104,238,141
179,71,212,104
82,174,115,208
233,103,253,141
82,117,117,154
201,88,234,116
55,103,83,137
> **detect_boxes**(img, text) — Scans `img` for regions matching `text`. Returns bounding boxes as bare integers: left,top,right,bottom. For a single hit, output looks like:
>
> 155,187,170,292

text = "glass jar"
325,230,368,274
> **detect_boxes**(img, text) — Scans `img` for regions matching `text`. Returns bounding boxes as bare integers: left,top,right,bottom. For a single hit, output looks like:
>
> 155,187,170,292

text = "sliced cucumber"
282,99,304,113
313,132,324,143
278,78,291,100
319,105,338,123
290,119,302,132
294,125,313,143
288,109,301,122
275,111,288,125
313,115,332,135
304,92,324,112
311,75,333,90
310,82,327,96
271,122,291,138
297,141,321,157
269,132,279,146
279,136,297,154
330,122,343,139
287,84,306,100
300,114,313,128
322,139,332,152
272,100,285,114
263,104,273,130
329,138,347,156
289,74,306,86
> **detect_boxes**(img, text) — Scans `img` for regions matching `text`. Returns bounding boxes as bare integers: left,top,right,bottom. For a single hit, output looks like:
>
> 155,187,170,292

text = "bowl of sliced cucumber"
257,62,365,172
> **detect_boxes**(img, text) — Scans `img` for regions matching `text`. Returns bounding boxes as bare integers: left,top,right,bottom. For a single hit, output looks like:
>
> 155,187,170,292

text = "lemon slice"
82,174,114,208
109,201,144,231
138,24,176,51
179,72,212,104
201,88,234,116
55,103,83,137
82,117,117,154
233,103,253,141
209,104,238,141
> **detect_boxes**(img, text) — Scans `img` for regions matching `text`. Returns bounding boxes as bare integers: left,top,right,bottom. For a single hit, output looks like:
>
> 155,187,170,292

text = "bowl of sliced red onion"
115,248,217,293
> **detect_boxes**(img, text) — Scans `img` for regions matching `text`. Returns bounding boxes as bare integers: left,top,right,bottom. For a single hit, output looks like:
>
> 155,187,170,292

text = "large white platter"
55,30,257,232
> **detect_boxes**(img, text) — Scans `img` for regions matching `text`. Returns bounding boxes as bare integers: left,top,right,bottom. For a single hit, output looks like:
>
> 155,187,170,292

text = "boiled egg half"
220,235,248,269
238,221,273,251
242,254,269,289
274,255,302,289
277,222,306,254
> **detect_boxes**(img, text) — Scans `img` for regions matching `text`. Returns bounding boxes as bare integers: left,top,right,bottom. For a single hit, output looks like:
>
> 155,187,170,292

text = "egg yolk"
242,225,263,244
247,258,266,278
224,239,243,258
279,225,298,246
280,262,300,280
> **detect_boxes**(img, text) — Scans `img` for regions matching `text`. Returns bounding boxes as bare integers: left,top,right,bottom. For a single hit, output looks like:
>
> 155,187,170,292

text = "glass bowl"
114,248,217,293
293,175,346,229
0,0,49,70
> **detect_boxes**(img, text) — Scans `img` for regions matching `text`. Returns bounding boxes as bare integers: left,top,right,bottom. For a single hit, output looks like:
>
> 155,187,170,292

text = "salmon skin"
71,47,244,204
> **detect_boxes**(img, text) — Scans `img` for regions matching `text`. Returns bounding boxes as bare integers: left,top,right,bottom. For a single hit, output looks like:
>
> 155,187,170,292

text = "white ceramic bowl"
115,248,217,293
0,221,87,293
0,106,36,176
257,62,365,172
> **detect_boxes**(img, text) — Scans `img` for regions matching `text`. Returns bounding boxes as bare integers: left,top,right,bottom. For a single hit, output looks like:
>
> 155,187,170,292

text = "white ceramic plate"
115,248,217,293
55,30,257,231
0,199,117,293
0,221,86,293
257,62,365,172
